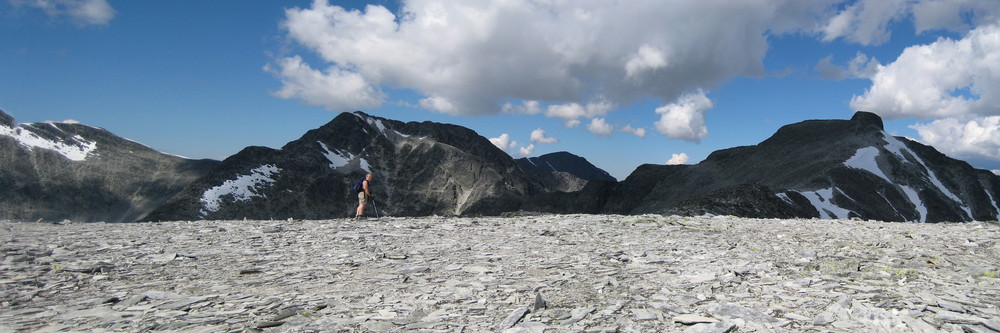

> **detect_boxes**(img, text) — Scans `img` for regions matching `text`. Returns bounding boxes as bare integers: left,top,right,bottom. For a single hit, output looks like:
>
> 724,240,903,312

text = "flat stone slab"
2,216,999,332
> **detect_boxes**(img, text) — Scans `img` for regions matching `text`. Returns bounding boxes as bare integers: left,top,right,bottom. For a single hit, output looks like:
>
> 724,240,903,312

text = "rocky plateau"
2,215,999,332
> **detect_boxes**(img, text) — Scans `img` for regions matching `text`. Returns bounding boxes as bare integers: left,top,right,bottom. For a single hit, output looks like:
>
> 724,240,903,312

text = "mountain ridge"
516,151,617,182
0,109,219,222
3,108,998,223
593,111,1000,222
144,111,557,220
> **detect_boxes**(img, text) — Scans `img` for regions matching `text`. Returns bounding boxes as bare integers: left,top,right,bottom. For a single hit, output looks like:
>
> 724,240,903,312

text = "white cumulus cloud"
820,0,1000,46
625,44,669,80
530,128,558,144
587,118,613,137
851,23,1000,119
502,100,543,115
272,0,1000,155
519,144,535,156
620,124,647,138
488,133,517,152
544,101,615,127
910,116,1000,160
655,91,712,143
266,56,385,111
273,0,831,117
848,14,1000,165
821,0,910,46
667,153,690,165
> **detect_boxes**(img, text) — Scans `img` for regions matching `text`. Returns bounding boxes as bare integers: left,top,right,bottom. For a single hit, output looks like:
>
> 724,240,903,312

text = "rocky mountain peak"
851,111,884,130
517,151,616,182
0,109,14,127
0,111,218,222
591,111,1000,222
147,109,548,220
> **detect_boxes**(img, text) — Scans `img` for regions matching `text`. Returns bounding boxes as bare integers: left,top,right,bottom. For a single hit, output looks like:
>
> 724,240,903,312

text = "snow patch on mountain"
199,164,280,217
776,192,793,205
844,147,889,182
353,112,409,139
795,188,853,219
882,133,970,220
985,189,1000,220
318,142,370,172
0,123,97,161
883,133,911,161
369,117,388,134
318,142,350,168
522,157,558,172
899,186,927,223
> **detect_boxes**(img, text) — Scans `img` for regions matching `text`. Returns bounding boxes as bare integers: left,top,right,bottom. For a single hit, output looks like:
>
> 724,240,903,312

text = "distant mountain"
0,109,218,222
144,112,552,220
8,108,998,223
516,151,616,182
596,112,1000,222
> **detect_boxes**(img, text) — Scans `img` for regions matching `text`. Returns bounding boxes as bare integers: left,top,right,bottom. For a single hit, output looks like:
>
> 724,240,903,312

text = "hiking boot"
355,215,366,220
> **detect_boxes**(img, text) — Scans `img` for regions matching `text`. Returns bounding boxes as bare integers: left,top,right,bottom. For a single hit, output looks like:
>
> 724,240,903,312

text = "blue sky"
4,0,1000,180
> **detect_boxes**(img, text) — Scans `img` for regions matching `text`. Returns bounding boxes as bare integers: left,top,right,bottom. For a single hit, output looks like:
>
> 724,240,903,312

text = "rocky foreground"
2,215,1000,333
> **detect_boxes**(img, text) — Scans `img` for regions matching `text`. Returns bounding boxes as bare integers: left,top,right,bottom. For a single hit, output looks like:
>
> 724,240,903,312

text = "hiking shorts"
358,192,368,205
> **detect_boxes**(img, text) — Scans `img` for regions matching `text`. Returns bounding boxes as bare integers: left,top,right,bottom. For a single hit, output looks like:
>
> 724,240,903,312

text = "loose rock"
1,216,998,332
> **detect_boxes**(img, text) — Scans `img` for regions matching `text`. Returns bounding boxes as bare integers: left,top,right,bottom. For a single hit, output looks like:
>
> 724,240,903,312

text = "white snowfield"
0,122,97,161
795,131,975,222
199,164,280,217
318,141,371,172
844,146,889,182
318,141,350,168
796,188,854,220
354,113,409,139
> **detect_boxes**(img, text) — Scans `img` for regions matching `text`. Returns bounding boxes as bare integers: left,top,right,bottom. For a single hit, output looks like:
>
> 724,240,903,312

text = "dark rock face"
521,179,618,214
517,152,616,181
6,107,998,223
515,151,615,193
0,109,218,222
599,111,1000,222
0,110,14,127
145,112,549,220
663,184,817,219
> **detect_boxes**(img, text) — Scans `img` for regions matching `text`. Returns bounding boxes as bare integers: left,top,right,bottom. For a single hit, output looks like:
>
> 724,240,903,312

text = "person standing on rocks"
355,173,374,219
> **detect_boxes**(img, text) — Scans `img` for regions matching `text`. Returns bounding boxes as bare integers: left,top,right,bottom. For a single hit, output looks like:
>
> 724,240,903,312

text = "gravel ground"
2,215,1000,332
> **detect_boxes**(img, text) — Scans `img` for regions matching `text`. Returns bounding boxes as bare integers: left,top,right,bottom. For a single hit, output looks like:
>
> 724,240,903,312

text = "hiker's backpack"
352,178,366,192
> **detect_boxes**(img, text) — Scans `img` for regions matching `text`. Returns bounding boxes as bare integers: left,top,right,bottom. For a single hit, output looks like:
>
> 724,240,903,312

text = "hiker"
354,173,373,219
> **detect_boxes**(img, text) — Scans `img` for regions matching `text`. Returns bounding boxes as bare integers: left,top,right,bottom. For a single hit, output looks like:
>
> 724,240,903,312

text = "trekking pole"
372,199,381,218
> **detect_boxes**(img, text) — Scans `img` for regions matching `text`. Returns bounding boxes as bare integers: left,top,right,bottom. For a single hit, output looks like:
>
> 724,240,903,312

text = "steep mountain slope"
516,151,616,181
8,108,996,223
602,112,1000,222
514,151,616,193
144,112,550,220
0,109,218,222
